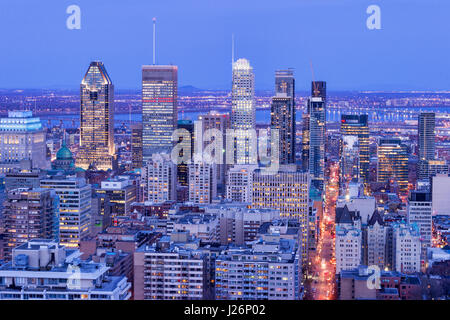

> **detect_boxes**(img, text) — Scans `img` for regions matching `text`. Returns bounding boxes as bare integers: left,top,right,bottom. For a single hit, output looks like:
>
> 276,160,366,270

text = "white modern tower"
231,58,256,165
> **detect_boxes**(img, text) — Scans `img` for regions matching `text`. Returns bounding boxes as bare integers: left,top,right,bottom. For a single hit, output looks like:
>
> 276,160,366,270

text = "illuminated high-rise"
142,65,178,163
418,112,435,161
377,138,409,196
176,119,194,187
301,113,310,171
417,113,436,180
308,81,326,192
196,111,230,192
271,69,295,164
40,176,91,249
231,59,255,165
77,61,115,171
340,115,369,185
131,123,143,170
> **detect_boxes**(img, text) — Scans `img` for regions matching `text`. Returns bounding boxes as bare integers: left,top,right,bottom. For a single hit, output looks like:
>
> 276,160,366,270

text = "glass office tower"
231,58,255,165
308,81,326,192
142,65,178,163
340,114,370,185
271,69,296,164
77,61,115,171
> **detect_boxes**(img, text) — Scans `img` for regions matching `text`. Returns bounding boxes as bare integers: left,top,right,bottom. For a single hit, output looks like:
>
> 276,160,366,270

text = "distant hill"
178,85,203,93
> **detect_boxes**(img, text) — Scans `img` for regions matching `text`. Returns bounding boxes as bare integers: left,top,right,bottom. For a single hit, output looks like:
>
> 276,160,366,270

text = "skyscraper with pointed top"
231,58,255,164
76,61,115,171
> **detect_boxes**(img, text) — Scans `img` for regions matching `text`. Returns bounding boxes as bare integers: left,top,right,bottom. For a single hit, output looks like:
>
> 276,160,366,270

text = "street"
305,163,339,300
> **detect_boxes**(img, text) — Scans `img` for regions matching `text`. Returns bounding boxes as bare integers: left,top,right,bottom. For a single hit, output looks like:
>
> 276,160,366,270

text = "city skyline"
0,1,449,304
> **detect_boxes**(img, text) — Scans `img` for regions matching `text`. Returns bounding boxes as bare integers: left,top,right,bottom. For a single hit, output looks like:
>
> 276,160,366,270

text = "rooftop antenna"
310,60,319,97
231,33,235,69
153,17,156,65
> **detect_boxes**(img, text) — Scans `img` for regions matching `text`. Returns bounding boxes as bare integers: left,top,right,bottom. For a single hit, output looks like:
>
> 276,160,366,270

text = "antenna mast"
232,33,235,69
310,60,319,96
153,17,156,65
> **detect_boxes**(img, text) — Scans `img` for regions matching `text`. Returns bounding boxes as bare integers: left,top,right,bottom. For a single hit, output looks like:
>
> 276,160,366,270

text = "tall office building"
131,123,143,170
176,119,195,186
301,113,310,171
231,59,255,165
142,65,178,162
418,113,435,161
0,111,49,173
308,81,326,192
2,188,58,260
197,112,230,191
340,115,370,185
77,61,115,171
377,138,409,196
271,69,296,164
418,113,436,180
40,175,91,249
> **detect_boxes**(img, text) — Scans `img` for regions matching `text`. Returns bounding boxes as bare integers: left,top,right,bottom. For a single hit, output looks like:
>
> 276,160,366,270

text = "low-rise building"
0,240,131,300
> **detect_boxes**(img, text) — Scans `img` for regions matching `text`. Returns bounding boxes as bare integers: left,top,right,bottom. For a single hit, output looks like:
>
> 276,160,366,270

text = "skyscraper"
418,112,435,161
417,113,436,180
176,119,194,187
271,69,295,164
308,81,326,192
131,123,143,170
40,175,91,249
377,138,409,196
196,111,230,192
142,65,178,163
340,114,370,185
231,58,255,165
77,61,115,171
301,113,310,172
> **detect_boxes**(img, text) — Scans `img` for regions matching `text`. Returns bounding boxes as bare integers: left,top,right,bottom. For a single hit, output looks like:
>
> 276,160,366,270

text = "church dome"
56,142,73,160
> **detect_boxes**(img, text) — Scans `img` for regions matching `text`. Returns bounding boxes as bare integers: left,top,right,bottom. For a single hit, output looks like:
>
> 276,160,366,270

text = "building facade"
0,111,49,173
142,65,178,162
77,61,115,171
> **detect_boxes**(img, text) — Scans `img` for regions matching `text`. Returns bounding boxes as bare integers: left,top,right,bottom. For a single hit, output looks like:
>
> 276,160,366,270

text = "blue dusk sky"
0,0,448,91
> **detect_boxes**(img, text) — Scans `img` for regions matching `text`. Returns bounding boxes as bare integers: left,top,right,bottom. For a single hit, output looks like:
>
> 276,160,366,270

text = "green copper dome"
56,141,73,160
